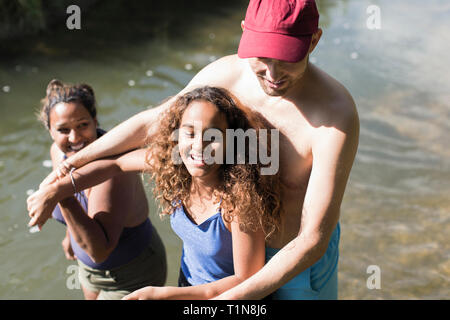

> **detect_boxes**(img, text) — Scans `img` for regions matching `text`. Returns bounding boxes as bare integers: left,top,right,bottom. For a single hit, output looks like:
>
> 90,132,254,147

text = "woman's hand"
62,233,76,260
39,170,59,189
122,286,168,300
27,184,60,230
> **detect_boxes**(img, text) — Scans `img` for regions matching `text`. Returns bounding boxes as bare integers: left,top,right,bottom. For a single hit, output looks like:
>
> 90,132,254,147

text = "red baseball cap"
238,0,320,63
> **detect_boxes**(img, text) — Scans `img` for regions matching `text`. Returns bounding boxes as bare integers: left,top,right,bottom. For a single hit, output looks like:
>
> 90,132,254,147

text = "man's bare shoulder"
309,64,359,133
208,54,243,73
187,54,244,89
305,65,359,175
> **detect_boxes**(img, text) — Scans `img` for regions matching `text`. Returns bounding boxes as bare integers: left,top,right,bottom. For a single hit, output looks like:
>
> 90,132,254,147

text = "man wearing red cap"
38,0,359,299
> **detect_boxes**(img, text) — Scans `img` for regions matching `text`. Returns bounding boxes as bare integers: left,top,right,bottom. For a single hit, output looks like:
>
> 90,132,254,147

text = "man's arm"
39,105,170,187
124,217,265,300
64,102,171,170
41,55,241,185
214,102,360,300
65,55,241,170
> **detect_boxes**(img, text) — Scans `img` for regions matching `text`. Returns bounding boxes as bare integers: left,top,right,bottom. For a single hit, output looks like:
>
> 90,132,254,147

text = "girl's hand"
62,233,76,260
27,185,59,229
122,286,167,300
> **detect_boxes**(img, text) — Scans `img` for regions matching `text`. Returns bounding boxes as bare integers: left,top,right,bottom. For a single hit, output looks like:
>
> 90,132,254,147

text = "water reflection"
316,0,351,28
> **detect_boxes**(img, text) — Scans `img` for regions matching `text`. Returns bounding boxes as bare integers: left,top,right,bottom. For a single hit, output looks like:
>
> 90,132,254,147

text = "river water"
0,0,448,299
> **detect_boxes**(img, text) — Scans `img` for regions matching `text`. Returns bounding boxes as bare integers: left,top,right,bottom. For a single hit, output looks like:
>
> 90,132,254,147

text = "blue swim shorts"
266,222,340,300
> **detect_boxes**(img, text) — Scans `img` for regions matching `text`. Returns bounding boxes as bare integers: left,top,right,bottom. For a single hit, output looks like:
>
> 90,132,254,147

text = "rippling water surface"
0,0,448,299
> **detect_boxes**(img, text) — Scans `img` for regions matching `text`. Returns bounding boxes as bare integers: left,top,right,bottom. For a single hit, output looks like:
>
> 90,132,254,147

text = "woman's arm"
57,170,137,263
27,149,148,229
62,229,76,260
48,144,76,261
123,217,266,300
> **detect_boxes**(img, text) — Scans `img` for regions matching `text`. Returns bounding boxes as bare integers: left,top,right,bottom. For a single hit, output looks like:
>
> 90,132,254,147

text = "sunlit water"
0,0,448,299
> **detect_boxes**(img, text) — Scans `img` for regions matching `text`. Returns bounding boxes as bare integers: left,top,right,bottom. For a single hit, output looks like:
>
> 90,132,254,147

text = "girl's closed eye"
180,126,195,138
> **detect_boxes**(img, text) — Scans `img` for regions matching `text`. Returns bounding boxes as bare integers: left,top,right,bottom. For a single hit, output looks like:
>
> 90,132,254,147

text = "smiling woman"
32,79,168,300
40,83,98,156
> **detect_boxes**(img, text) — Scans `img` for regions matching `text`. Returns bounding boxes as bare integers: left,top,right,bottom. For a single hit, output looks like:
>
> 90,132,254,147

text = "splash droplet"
42,160,53,168
29,226,40,233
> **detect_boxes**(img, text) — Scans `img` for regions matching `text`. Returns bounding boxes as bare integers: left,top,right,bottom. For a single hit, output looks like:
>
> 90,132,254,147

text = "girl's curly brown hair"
145,86,282,239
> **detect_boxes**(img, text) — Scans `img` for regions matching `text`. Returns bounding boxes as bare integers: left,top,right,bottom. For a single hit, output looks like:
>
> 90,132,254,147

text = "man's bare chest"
257,108,313,189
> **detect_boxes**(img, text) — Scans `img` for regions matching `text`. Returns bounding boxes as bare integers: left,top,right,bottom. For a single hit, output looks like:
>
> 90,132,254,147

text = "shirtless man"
35,0,359,299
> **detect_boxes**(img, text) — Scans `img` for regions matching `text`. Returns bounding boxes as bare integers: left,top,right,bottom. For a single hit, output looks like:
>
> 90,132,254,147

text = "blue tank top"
170,204,234,285
51,128,153,270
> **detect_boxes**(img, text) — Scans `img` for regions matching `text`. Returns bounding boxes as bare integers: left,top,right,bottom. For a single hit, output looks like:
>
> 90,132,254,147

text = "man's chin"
258,80,289,97
261,86,288,97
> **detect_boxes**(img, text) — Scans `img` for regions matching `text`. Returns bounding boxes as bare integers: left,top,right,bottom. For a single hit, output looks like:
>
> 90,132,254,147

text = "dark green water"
0,0,448,299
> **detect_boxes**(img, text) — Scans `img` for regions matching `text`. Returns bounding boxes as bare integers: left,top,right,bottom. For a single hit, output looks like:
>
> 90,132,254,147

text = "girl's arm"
123,218,266,300
27,148,148,229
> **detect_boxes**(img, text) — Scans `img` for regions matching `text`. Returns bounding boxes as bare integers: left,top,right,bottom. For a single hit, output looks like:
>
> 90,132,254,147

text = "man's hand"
122,286,165,300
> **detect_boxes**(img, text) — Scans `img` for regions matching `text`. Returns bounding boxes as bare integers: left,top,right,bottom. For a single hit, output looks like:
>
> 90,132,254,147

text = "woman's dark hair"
38,79,97,129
